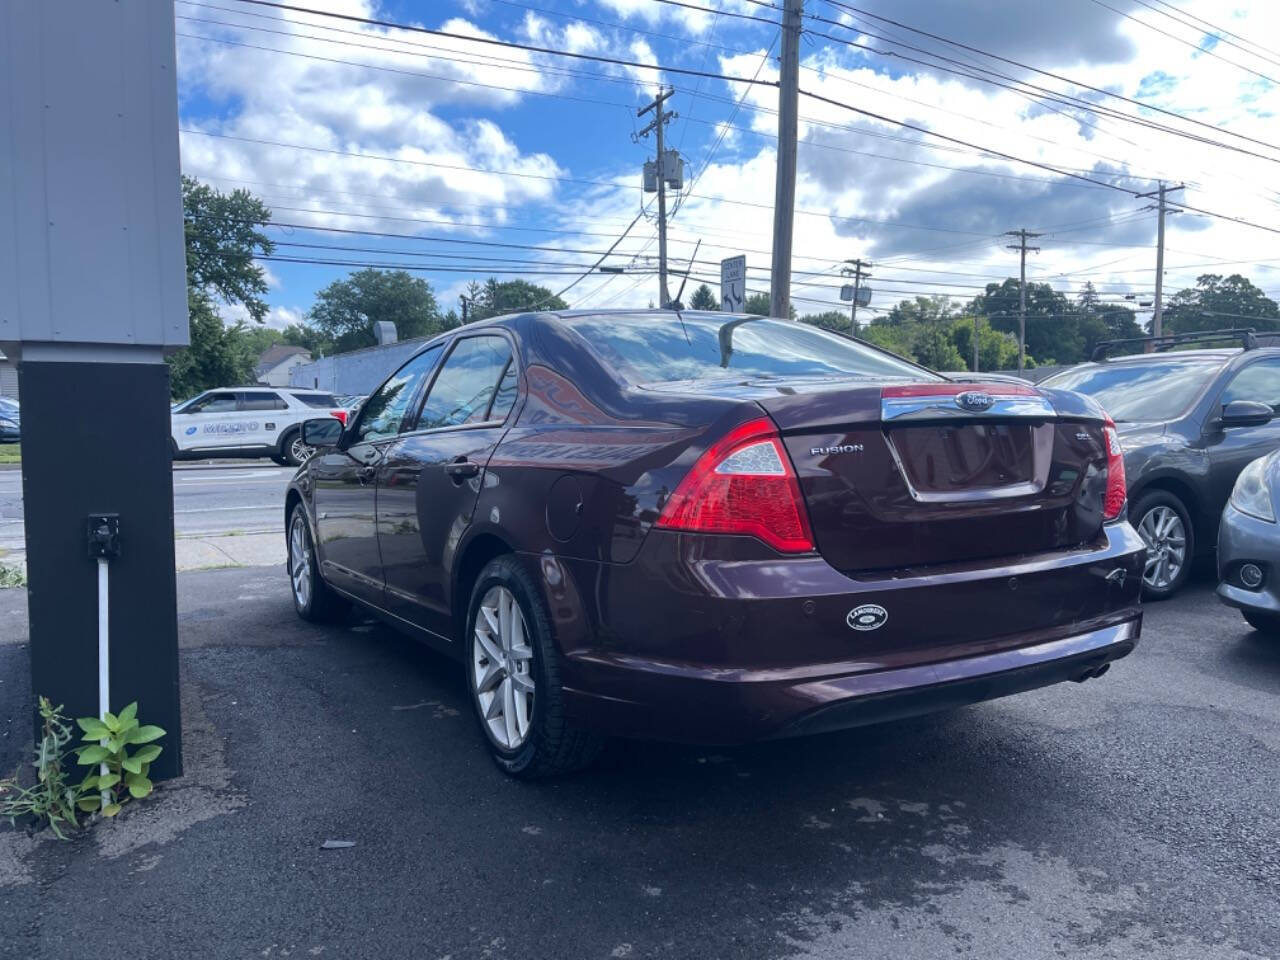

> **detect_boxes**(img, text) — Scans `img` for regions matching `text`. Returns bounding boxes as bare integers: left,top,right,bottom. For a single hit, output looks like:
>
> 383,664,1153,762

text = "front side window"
563,314,933,384
183,392,238,414
1220,359,1280,412
354,346,443,443
418,336,515,430
239,391,288,411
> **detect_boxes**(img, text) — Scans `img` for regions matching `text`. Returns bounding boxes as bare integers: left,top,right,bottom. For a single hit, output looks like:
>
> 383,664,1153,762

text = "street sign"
721,256,746,312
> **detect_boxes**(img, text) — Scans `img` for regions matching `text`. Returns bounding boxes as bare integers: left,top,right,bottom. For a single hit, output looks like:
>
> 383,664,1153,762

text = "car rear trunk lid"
762,382,1111,572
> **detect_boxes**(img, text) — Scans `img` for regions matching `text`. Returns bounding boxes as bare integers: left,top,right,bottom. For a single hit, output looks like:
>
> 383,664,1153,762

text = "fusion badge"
847,603,888,631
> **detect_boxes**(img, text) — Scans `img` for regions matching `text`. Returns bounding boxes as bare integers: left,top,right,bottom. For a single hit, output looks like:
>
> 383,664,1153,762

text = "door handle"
445,458,481,481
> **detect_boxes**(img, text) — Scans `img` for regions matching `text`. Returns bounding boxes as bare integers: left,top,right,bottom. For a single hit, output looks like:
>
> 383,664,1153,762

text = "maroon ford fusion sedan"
285,310,1145,777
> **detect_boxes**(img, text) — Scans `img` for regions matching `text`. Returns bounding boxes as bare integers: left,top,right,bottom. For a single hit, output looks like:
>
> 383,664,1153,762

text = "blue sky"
173,0,1280,331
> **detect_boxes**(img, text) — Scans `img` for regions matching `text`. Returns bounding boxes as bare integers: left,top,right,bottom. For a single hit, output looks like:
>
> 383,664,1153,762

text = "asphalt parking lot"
1,566,1278,959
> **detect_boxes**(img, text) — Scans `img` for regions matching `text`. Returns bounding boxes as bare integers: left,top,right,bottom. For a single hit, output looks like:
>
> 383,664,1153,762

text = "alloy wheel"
289,514,311,609
290,435,313,464
472,585,535,750
1137,504,1186,591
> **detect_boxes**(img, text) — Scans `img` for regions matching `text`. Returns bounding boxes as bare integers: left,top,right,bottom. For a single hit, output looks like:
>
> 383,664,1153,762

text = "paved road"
1,570,1278,959
0,462,294,560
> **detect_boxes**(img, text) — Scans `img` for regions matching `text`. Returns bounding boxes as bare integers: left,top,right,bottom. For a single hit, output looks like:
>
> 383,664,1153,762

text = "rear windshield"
1042,359,1221,422
295,393,340,408
564,314,935,384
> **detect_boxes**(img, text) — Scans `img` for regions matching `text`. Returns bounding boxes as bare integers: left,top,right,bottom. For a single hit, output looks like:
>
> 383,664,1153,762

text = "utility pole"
1005,229,1042,374
973,314,980,373
1137,182,1184,338
841,259,871,334
770,0,803,320
637,86,677,308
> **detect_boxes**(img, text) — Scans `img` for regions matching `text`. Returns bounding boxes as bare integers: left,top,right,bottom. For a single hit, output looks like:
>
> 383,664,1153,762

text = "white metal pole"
98,556,109,798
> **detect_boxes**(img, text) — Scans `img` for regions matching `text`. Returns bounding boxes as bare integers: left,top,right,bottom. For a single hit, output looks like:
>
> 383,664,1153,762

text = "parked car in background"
0,397,18,443
1217,449,1280,634
1041,330,1280,599
171,387,348,465
285,309,1143,778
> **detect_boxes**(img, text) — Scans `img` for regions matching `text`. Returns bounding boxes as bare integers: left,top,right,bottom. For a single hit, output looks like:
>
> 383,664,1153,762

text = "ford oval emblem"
956,391,996,412
847,604,888,631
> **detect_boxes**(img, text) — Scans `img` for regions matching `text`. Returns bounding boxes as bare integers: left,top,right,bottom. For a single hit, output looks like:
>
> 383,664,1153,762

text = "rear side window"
239,391,288,411
564,314,932,384
295,393,340,408
418,336,515,430
1221,359,1280,412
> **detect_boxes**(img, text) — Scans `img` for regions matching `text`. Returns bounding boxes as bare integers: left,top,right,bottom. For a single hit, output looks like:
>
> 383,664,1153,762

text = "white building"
254,345,312,387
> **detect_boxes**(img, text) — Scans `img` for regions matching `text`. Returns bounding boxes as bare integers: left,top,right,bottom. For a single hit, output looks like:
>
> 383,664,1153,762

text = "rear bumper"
553,522,1145,744
562,615,1139,744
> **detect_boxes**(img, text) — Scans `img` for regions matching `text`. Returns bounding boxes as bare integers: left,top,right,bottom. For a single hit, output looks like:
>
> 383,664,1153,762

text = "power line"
180,26,1153,195
1084,0,1280,87
1123,0,1280,69
818,0,1280,159
183,4,1186,184
803,15,1280,171
225,0,781,86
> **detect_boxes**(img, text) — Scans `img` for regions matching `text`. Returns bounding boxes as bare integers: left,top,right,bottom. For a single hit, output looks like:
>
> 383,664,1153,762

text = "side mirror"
1220,400,1274,428
302,417,343,449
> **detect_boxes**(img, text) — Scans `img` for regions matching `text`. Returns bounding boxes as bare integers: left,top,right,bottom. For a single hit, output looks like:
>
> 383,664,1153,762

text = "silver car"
1217,449,1280,633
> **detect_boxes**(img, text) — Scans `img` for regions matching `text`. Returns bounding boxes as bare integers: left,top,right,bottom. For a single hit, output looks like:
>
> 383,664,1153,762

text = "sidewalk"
173,531,284,571
0,532,283,581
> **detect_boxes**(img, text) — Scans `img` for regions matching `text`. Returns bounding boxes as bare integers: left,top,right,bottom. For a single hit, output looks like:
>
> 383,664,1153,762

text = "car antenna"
670,238,700,348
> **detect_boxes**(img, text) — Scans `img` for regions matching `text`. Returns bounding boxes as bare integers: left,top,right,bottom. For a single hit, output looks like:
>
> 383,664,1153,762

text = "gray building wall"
0,0,188,357
290,338,429,395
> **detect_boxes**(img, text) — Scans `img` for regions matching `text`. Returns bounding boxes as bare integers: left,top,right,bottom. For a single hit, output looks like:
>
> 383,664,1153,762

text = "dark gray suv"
1042,330,1280,599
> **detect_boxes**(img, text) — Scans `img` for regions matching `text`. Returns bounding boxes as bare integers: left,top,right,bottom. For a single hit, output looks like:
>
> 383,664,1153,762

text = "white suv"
171,388,348,465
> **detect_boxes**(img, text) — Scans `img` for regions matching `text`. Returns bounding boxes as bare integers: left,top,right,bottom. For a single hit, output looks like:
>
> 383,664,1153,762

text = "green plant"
0,563,27,588
75,703,165,818
0,698,81,838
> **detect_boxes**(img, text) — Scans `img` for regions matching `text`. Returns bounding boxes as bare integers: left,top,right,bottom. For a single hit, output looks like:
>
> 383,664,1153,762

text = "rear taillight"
655,417,815,553
331,409,348,426
1103,416,1126,521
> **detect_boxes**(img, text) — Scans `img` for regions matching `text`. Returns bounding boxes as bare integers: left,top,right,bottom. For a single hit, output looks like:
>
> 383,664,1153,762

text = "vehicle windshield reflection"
566,314,934,384
1043,360,1220,422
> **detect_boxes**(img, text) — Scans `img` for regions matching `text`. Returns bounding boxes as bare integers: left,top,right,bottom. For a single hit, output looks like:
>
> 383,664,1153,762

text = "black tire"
1131,489,1195,601
280,428,312,467
287,504,349,623
1242,610,1280,635
464,555,604,779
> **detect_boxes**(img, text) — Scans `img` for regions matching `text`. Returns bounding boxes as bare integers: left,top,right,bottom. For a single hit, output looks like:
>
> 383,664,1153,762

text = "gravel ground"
0,566,1277,959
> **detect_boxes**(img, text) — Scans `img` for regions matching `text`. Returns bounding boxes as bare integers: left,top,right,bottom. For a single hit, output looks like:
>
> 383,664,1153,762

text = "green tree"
281,323,329,356
181,175,274,322
241,325,285,357
307,269,446,354
168,293,257,400
742,292,795,320
859,320,915,360
689,283,718,310
469,278,569,321
168,177,274,398
800,310,850,333
952,315,1023,371
969,279,1078,365
1163,274,1280,334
